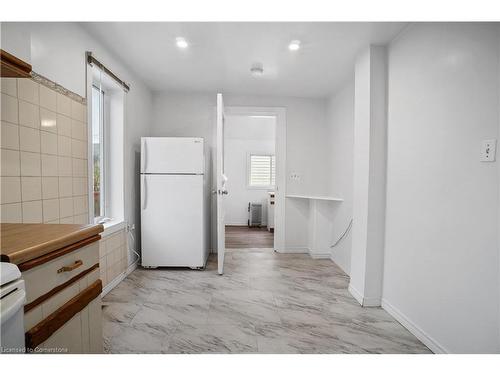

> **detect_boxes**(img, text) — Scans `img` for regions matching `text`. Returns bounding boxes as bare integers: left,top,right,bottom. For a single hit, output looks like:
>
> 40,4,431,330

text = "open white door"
216,93,227,275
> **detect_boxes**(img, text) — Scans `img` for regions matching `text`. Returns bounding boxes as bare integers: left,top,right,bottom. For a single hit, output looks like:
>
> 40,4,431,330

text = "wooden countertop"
0,223,104,265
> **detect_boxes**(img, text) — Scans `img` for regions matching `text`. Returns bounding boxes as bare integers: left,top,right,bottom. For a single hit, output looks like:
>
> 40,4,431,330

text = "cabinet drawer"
34,297,102,354
25,279,102,353
22,241,99,305
24,267,100,330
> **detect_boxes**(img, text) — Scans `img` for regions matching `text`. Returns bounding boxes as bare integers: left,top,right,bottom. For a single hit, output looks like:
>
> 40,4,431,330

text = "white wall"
151,92,329,250
349,45,388,306
383,23,500,353
0,22,31,63
326,80,354,274
224,115,275,226
1,22,153,264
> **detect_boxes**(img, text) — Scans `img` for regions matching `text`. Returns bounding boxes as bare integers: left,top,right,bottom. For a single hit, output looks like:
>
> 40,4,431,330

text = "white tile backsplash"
58,176,73,197
40,108,57,133
56,93,72,117
1,203,22,222
72,177,87,196
21,177,42,201
1,93,18,124
71,120,86,141
41,154,58,176
72,158,87,177
1,121,19,150
19,126,41,153
58,156,72,176
17,79,39,105
73,195,88,215
1,78,88,224
41,131,58,155
1,177,21,204
20,151,41,176
71,139,86,159
73,213,88,224
1,149,20,176
39,84,57,111
1,78,18,97
21,151,41,176
22,200,43,223
56,114,71,136
42,198,60,222
59,197,74,218
71,101,86,122
42,177,59,199
18,100,40,129
59,216,73,224
58,135,72,157
100,229,128,287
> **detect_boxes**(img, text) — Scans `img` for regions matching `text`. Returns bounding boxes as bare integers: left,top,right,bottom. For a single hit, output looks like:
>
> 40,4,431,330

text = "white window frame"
247,152,276,190
86,59,126,229
91,84,107,223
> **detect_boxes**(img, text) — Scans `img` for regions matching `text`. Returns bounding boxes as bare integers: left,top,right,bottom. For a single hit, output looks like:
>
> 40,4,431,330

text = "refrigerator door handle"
142,139,147,172
142,175,147,210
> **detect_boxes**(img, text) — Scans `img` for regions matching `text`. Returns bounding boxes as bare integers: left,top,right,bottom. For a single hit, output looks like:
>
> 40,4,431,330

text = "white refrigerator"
140,137,209,268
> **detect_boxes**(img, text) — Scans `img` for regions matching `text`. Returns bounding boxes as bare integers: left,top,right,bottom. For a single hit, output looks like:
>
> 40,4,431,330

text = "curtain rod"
86,51,130,92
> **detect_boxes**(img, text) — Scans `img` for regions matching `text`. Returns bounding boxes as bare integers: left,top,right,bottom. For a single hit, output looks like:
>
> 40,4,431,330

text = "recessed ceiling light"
176,37,189,49
288,40,301,51
250,62,264,77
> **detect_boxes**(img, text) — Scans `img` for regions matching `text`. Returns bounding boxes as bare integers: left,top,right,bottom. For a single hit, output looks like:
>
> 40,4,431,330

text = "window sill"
100,219,126,238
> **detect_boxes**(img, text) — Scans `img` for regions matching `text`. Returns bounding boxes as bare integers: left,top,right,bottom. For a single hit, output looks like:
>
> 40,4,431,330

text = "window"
89,60,125,226
248,154,275,188
91,85,105,220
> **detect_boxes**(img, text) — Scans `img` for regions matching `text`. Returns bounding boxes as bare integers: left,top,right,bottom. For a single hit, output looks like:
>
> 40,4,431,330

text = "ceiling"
81,22,407,98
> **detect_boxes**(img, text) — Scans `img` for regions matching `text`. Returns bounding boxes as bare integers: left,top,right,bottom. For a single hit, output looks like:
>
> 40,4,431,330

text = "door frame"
221,106,287,252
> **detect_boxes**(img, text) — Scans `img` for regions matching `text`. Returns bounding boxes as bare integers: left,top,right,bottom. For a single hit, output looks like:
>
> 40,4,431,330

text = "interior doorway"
223,113,277,249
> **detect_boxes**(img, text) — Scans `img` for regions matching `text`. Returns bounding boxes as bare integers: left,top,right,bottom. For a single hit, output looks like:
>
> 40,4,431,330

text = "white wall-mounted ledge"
286,194,344,202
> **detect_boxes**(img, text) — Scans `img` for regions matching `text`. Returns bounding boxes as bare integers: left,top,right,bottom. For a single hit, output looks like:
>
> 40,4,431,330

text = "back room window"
248,154,275,188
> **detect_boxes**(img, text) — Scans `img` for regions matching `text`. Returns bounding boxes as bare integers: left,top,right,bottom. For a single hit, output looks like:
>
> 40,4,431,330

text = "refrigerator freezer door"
141,137,204,174
141,174,205,267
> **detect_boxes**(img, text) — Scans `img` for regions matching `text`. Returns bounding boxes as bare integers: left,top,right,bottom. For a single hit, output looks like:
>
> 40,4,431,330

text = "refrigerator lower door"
141,174,205,267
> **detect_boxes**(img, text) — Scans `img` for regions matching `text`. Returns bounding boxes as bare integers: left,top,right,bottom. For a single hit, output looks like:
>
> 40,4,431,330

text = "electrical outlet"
290,173,301,181
481,139,497,162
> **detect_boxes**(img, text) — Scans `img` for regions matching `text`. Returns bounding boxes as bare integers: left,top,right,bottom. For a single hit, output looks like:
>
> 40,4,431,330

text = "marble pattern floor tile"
103,321,170,353
167,324,258,354
102,249,431,354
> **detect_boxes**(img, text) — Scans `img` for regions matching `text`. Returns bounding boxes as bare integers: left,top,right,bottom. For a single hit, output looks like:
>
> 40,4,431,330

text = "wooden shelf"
0,223,104,266
286,194,344,202
1,49,32,78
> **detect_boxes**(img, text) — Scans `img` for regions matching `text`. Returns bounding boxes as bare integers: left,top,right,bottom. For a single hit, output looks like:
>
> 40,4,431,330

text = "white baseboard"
348,284,364,306
277,247,309,254
381,298,447,354
348,284,381,307
101,261,138,297
330,254,349,275
309,251,332,259
363,296,382,307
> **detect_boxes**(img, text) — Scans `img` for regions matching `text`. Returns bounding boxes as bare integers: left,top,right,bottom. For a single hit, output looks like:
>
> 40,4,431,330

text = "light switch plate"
481,139,497,162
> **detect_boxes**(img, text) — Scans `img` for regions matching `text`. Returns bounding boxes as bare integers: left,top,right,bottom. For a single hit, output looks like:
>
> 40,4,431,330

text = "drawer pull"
57,260,83,273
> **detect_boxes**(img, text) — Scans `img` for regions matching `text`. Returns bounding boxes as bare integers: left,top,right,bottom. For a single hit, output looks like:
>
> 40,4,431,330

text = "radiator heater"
248,202,263,227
